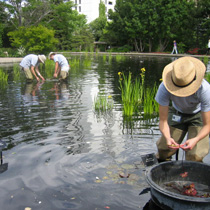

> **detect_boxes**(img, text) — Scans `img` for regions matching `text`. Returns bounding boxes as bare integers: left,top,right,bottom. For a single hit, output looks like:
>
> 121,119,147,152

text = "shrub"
8,25,58,54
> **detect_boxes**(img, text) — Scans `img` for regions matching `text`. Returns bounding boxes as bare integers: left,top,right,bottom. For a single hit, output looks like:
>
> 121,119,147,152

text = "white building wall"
73,0,116,23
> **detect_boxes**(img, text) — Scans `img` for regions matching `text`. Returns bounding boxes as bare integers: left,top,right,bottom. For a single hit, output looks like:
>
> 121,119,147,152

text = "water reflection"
0,55,178,210
0,140,8,174
22,81,44,106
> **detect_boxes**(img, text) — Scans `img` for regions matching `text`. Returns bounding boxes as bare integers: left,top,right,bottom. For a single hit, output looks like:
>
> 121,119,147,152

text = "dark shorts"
168,106,202,131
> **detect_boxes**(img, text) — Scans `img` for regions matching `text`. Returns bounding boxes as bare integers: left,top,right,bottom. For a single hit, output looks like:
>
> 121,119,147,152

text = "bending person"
155,56,210,162
49,52,70,80
20,54,46,82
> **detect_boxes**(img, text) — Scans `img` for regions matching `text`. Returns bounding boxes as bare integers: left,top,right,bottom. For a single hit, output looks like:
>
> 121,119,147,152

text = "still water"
0,54,205,210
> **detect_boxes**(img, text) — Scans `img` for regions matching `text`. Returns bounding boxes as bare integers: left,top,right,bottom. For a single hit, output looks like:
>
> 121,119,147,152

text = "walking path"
0,57,22,64
0,52,209,64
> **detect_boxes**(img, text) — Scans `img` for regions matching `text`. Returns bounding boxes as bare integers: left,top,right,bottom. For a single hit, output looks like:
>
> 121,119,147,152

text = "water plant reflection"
94,94,114,112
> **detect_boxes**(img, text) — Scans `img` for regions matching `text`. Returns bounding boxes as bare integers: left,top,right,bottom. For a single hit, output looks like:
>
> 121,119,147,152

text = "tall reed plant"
203,56,209,66
143,84,159,115
119,68,159,117
0,68,9,87
118,68,145,116
42,59,55,78
13,63,20,81
115,54,125,62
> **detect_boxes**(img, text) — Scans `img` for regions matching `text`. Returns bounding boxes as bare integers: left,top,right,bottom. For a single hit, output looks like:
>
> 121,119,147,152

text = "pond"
0,54,209,210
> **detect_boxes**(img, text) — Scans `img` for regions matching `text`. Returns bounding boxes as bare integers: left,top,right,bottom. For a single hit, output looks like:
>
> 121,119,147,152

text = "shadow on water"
0,55,177,210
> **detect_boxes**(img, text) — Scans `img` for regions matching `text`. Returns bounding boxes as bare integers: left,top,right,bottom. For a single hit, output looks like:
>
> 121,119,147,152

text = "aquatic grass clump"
115,54,125,62
205,72,210,83
119,68,159,117
13,63,21,81
118,68,145,116
42,59,55,78
143,85,159,115
83,58,92,68
70,57,80,70
0,68,9,87
203,56,209,66
94,94,114,112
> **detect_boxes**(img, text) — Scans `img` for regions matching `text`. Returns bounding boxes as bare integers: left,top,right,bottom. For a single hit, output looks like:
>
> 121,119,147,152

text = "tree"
89,0,107,41
8,25,58,54
4,0,89,50
70,26,94,51
191,0,210,48
105,0,195,52
0,1,10,47
4,0,51,28
43,1,87,50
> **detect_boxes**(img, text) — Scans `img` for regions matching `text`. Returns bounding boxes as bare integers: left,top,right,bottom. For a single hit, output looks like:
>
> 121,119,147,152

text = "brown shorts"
22,67,33,80
156,107,209,162
60,71,68,80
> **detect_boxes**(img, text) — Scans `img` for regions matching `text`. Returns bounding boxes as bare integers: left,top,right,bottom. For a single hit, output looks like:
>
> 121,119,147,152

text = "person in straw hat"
155,56,210,162
20,54,46,82
49,52,70,80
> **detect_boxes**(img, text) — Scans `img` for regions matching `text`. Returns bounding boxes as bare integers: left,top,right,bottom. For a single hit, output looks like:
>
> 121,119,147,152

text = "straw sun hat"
49,52,56,59
162,56,206,97
38,55,46,64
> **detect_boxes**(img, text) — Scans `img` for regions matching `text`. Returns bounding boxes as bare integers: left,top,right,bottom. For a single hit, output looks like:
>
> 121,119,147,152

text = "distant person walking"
206,39,210,55
49,52,70,80
20,54,46,82
171,40,178,54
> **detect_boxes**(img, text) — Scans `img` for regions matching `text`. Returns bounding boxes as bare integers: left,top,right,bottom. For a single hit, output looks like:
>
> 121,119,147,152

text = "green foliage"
203,56,209,66
0,68,9,87
13,64,21,81
119,68,158,117
94,94,114,112
89,1,107,41
109,45,132,52
70,26,94,51
205,73,210,84
115,55,126,62
143,85,159,115
45,2,87,50
105,0,197,52
42,59,55,79
0,23,4,48
8,25,58,54
4,0,88,51
118,70,145,116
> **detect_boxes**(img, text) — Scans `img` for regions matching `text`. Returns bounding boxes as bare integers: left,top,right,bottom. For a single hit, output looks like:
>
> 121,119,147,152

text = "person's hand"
36,77,40,82
54,73,58,78
180,138,197,151
166,137,180,149
41,76,45,81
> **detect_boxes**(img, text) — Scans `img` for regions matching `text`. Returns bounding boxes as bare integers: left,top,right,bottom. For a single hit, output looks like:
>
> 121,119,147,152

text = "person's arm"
159,105,179,149
35,66,45,81
31,65,39,82
53,62,59,78
181,111,210,150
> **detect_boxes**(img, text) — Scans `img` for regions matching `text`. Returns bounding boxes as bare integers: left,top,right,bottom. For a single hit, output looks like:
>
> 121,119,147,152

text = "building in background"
73,0,116,23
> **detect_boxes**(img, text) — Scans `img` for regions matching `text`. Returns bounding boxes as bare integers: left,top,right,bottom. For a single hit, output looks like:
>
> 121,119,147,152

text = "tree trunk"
139,39,144,52
159,38,169,52
148,38,152,52
134,39,140,52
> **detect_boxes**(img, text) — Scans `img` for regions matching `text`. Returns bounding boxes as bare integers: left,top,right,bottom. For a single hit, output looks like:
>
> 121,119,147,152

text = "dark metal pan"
146,161,210,210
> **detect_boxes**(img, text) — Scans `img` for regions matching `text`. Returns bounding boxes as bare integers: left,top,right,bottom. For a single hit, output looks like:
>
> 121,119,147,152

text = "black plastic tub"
146,161,210,210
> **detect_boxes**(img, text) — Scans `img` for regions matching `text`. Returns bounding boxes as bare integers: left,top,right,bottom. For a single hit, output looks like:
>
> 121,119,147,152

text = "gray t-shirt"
155,80,210,114
20,54,39,68
53,54,69,68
